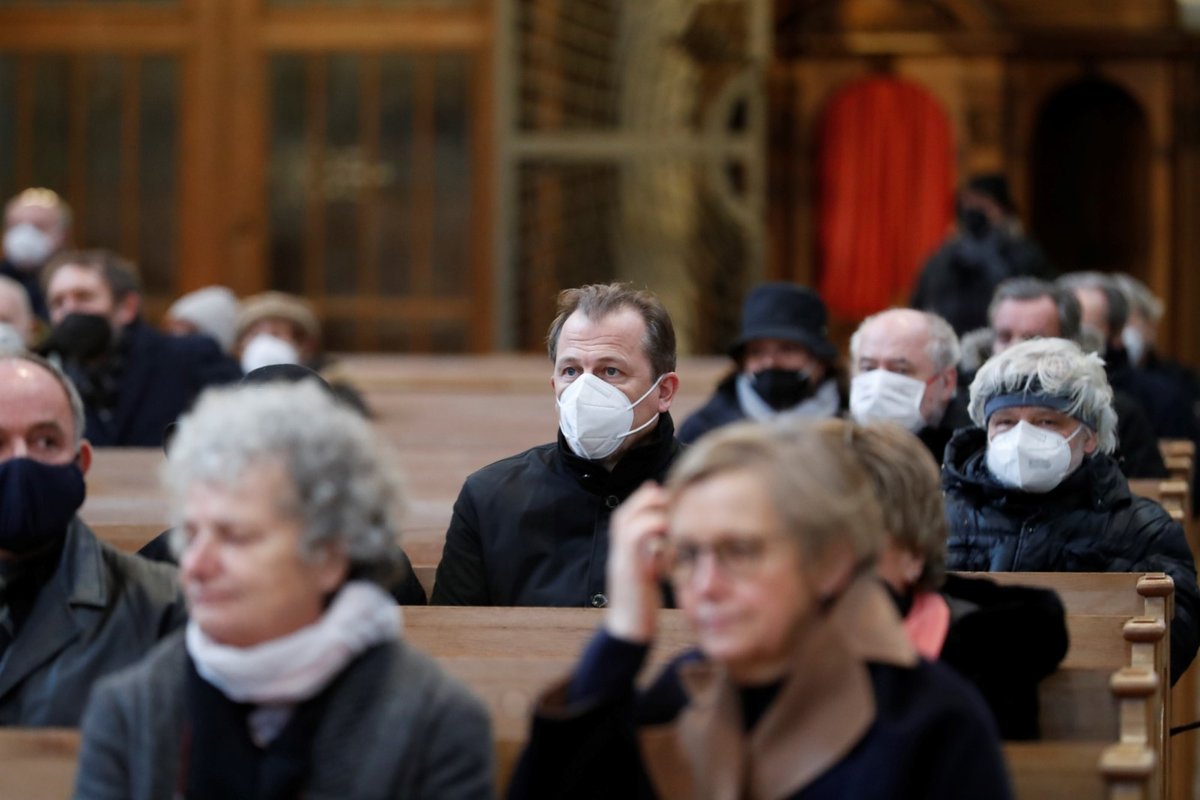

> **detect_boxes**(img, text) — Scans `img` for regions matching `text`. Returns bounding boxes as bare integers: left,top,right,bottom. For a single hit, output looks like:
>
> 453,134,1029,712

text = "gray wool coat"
0,518,185,727
73,632,495,800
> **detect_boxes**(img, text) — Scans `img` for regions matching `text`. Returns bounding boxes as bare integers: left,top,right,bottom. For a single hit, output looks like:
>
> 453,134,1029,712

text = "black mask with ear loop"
750,368,814,411
0,458,87,554
40,313,113,362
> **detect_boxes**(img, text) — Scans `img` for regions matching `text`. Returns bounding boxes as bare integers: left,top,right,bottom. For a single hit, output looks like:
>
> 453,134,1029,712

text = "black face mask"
750,368,814,411
41,313,113,363
958,207,991,240
0,458,86,555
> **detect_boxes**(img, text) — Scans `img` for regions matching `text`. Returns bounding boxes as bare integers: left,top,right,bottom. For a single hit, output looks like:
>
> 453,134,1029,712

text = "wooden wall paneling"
67,56,89,234
119,55,141,265
14,55,34,190
303,55,329,303
227,0,270,297
1171,58,1200,367
469,9,496,352
178,0,230,290
1101,60,1174,304
410,55,436,352
357,53,382,351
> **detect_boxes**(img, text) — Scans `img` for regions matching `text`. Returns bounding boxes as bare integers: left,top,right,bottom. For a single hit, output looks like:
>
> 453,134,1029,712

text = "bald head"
0,275,34,343
0,354,88,455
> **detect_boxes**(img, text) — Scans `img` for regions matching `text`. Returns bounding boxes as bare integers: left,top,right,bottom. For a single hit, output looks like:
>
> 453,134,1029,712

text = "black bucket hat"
728,283,837,363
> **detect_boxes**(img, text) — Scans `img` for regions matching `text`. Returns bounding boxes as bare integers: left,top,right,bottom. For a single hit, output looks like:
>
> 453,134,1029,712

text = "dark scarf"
181,656,336,800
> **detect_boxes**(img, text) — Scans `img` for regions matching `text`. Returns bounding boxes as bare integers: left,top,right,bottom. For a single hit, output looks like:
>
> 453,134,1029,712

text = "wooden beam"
260,9,486,52
938,0,1004,31
0,8,186,52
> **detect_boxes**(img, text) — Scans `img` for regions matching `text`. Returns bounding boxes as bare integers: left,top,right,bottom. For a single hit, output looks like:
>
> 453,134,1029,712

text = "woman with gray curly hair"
73,382,493,800
942,337,1200,684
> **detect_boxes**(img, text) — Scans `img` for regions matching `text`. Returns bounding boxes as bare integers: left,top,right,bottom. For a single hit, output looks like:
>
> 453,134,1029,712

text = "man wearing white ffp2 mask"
3,188,72,321
433,283,683,608
850,308,965,463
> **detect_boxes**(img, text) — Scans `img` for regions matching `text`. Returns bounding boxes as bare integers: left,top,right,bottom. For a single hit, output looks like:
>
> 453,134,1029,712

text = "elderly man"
942,338,1199,683
679,282,843,444
2,188,71,321
433,283,682,607
986,277,1166,479
40,249,240,447
0,352,184,725
849,308,968,464
1115,273,1200,416
0,274,35,348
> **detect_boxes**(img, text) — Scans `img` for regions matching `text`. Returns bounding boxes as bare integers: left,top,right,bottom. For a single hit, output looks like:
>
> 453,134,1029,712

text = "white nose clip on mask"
557,373,664,461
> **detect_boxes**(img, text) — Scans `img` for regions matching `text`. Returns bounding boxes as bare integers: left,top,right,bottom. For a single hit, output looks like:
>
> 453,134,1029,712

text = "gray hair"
849,309,961,373
0,351,87,448
163,382,406,586
989,277,1082,341
968,338,1117,454
1113,273,1163,324
1057,272,1128,335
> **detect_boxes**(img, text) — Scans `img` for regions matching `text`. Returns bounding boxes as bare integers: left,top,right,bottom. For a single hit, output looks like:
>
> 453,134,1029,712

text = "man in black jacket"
40,249,241,447
0,352,185,725
432,283,683,607
943,337,1199,683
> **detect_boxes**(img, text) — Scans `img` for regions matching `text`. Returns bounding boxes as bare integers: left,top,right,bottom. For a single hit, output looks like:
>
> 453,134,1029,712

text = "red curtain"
816,76,955,319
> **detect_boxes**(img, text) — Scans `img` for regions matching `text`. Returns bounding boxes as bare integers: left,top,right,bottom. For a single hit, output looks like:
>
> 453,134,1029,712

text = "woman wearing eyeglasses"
508,419,1011,800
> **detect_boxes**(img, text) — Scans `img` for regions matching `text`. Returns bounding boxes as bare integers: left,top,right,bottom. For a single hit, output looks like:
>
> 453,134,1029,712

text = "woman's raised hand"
604,482,670,643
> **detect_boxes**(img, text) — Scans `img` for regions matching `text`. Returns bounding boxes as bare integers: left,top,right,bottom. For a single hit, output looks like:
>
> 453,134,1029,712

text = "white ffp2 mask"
557,373,664,461
986,421,1083,493
850,369,929,432
240,333,301,373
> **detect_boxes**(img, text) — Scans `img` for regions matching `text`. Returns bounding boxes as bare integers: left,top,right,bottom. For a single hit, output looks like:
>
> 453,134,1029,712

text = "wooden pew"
1158,440,1195,487
0,727,79,800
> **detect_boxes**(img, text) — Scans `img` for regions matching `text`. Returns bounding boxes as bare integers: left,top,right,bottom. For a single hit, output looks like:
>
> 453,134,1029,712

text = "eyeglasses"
664,534,792,584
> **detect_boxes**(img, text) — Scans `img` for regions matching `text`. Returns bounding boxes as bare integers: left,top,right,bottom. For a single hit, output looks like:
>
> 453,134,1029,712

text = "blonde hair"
844,422,947,591
667,418,883,566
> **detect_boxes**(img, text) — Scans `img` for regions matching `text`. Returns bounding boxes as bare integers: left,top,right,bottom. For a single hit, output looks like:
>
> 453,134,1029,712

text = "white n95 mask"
240,333,301,373
557,373,664,461
849,369,928,432
3,223,54,270
985,421,1082,493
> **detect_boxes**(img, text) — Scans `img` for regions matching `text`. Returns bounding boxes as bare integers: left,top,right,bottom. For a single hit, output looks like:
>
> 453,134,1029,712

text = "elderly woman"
74,383,492,800
943,337,1200,683
849,422,1067,740
510,419,1010,800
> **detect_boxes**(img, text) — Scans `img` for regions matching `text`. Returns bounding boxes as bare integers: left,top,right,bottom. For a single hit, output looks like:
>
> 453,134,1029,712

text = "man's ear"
1081,428,1099,456
656,372,680,413
77,439,93,475
112,292,141,328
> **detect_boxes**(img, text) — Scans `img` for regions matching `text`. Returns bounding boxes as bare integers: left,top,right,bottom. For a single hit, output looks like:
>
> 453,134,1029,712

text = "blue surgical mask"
0,458,86,554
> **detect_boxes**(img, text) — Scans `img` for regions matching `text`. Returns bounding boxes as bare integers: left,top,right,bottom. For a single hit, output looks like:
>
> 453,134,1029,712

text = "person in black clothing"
679,282,844,445
943,337,1199,683
2,188,71,322
911,173,1054,335
849,308,968,465
1115,272,1200,420
39,249,241,447
848,421,1068,740
433,282,683,607
983,276,1167,479
509,419,1011,800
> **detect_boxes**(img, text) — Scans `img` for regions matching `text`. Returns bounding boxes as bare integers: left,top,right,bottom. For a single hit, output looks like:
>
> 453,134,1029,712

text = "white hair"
968,338,1117,454
163,382,406,585
1113,273,1164,324
849,308,961,372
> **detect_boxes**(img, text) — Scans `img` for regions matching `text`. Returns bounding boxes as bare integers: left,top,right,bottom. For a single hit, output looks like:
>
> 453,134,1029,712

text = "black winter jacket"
942,428,1200,682
432,415,682,607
